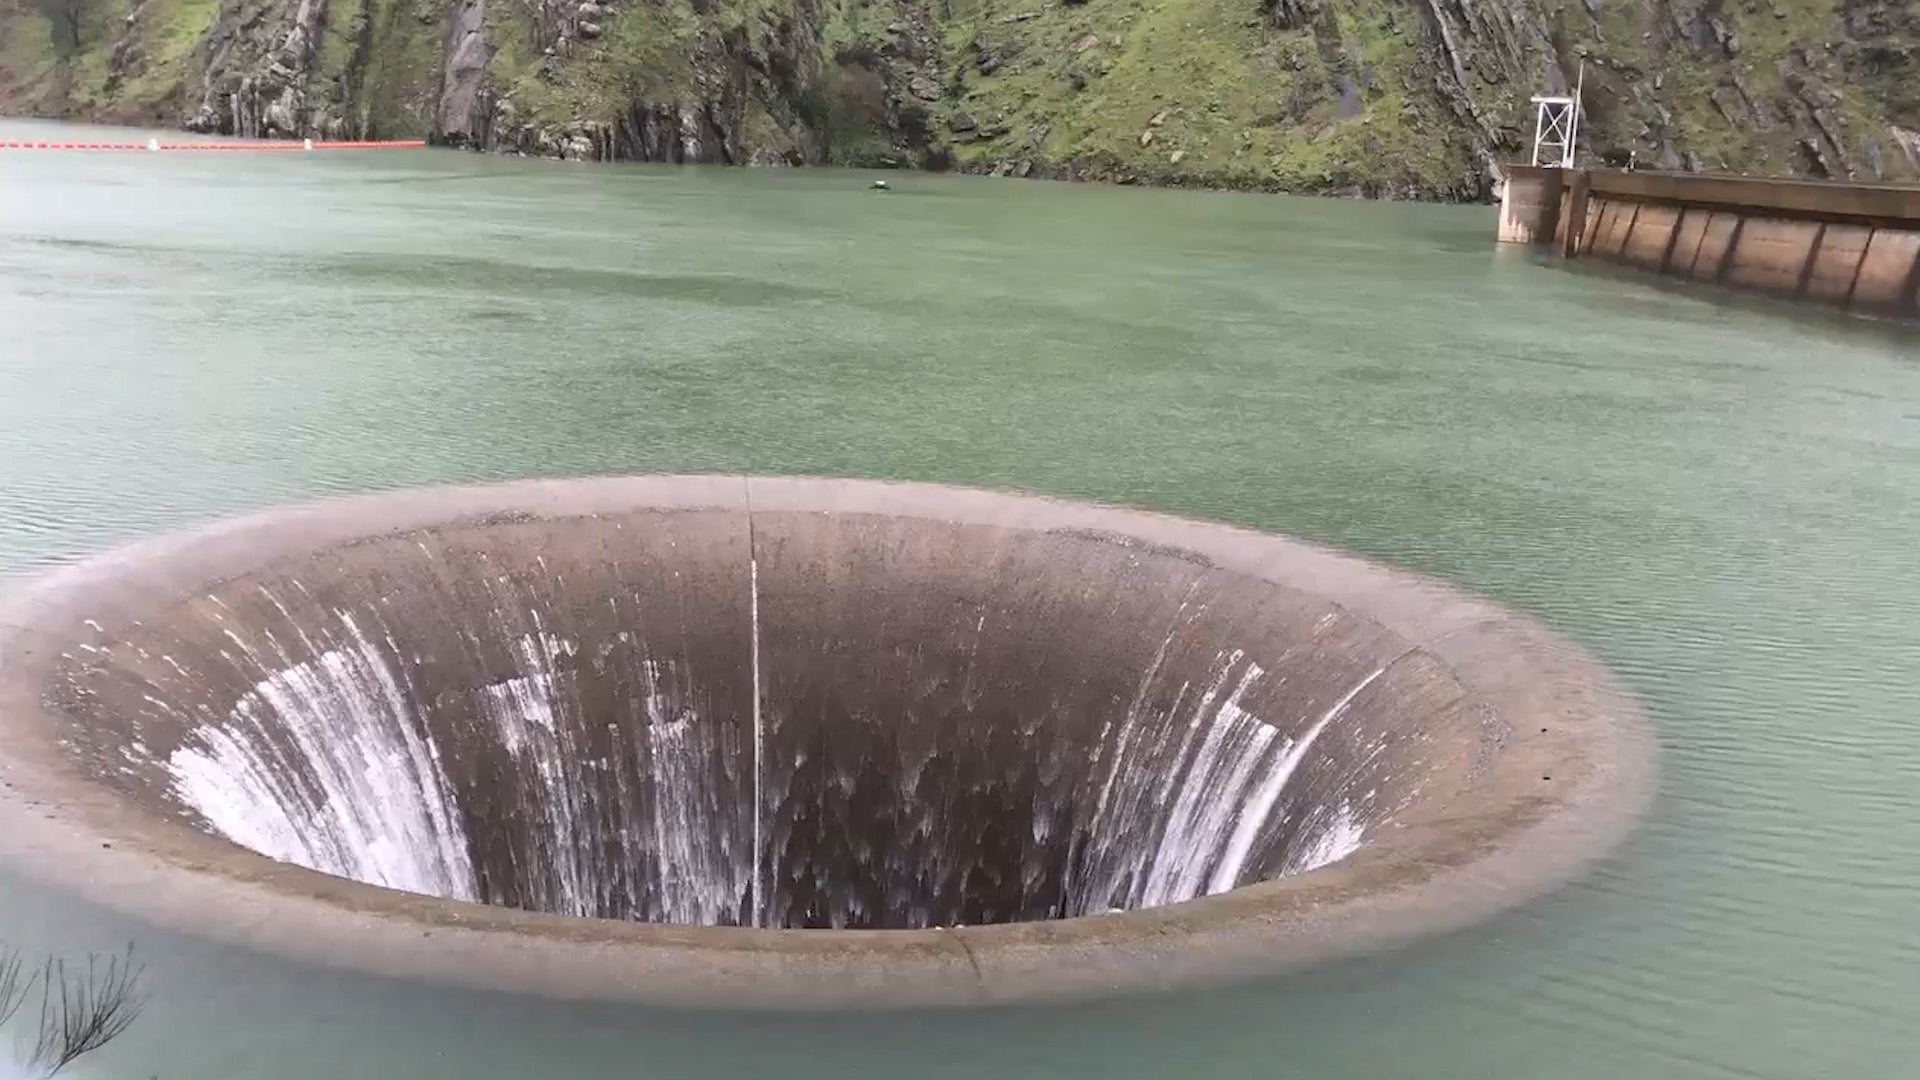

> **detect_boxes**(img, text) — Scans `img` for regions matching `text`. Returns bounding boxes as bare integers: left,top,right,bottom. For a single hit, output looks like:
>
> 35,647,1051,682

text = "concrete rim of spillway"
0,475,1654,1009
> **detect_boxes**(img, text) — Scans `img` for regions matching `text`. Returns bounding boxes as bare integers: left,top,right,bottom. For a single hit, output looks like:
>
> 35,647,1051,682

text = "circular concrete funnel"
0,476,1651,1007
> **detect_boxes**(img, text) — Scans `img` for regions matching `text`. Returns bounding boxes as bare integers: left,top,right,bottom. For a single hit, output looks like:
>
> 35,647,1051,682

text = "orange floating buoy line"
0,138,428,152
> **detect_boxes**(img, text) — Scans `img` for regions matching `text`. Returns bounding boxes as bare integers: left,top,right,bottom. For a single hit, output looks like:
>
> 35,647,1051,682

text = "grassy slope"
341,0,447,138
2,0,1913,188
0,0,217,121
486,0,857,160
1541,0,1916,179
1,0,442,134
0,0,55,108
936,0,1916,190
937,0,1469,191
488,0,699,128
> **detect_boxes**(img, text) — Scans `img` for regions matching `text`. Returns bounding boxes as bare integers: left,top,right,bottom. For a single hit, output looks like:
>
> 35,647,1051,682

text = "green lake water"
2,116,1918,1079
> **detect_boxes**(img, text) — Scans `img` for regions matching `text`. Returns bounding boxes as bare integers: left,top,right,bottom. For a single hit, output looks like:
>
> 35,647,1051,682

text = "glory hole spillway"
0,475,1650,1007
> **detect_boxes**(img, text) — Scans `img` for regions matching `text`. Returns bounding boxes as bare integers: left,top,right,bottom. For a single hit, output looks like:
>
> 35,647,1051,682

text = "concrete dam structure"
0,476,1651,1006
1501,166,1920,320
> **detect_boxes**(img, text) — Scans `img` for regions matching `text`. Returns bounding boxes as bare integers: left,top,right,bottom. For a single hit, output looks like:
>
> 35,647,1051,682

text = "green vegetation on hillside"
933,0,1473,192
2,0,1914,194
0,0,214,122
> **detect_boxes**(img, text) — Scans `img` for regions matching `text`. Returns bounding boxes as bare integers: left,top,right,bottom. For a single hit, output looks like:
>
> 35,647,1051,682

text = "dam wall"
1499,167,1920,320
1498,166,1566,245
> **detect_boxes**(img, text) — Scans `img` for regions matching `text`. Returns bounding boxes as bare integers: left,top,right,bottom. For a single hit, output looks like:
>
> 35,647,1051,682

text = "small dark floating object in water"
870,179,890,190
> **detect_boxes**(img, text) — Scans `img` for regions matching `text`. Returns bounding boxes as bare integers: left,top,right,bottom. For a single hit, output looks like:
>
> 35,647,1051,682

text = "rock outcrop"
1,0,1915,196
467,0,836,163
435,0,491,146
182,0,332,137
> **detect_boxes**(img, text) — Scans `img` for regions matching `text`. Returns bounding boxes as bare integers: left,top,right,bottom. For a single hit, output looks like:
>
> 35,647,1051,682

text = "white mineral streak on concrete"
749,556,764,928
479,630,595,916
170,600,748,923
1285,799,1367,875
1084,605,1187,829
166,607,475,899
1072,650,1254,912
162,573,1377,926
1153,651,1243,810
1070,652,1386,914
642,684,742,925
1137,663,1277,906
1206,666,1385,894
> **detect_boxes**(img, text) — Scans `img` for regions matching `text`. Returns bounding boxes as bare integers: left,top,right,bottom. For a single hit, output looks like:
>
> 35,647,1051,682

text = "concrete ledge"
0,476,1655,1009
1588,169,1920,227
1501,164,1920,320
1498,165,1563,245
1574,184,1919,318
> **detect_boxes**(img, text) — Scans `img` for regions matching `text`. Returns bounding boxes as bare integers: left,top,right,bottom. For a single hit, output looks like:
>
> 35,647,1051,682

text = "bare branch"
0,947,33,1030
20,945,147,1078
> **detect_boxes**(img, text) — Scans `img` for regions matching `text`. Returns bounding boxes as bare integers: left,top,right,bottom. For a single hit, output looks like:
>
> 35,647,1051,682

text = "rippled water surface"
3,116,1919,1079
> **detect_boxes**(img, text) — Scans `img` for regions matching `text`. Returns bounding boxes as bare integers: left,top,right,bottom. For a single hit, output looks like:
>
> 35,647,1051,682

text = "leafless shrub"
0,947,33,1030
0,944,147,1078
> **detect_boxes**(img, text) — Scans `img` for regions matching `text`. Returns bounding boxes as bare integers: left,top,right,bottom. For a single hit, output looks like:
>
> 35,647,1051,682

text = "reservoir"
2,118,1917,1079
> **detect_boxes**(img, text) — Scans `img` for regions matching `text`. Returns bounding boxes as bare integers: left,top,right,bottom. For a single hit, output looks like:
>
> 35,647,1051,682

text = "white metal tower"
1529,63,1585,169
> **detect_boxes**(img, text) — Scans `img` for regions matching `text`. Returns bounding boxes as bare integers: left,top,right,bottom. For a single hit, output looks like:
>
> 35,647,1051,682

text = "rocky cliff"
2,0,1915,196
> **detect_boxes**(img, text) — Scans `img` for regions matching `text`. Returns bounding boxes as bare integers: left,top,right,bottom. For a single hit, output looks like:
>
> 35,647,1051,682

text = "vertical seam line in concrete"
1591,200,1612,255
1716,216,1746,285
943,927,989,998
1687,212,1715,278
1842,228,1876,310
1903,239,1920,316
1561,173,1588,258
1616,202,1641,258
1794,222,1827,299
744,476,764,928
1659,207,1688,275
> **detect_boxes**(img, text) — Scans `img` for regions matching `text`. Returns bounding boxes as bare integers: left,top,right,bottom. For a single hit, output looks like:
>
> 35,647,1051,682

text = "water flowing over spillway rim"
153,602,1390,927
0,475,1656,1009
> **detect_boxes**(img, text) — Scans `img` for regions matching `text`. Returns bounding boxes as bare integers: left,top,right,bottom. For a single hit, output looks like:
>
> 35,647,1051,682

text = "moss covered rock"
2,0,1915,196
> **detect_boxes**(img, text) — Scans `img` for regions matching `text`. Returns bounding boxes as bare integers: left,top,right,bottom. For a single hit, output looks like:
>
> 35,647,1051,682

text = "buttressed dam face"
0,476,1651,1007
